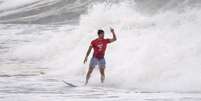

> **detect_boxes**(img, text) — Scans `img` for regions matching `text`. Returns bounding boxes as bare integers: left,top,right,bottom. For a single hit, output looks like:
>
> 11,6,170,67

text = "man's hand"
110,27,114,32
83,57,88,64
84,46,92,64
108,27,117,43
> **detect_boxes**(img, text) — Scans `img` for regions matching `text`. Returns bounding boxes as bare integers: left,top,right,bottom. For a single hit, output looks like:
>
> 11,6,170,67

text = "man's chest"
93,41,106,50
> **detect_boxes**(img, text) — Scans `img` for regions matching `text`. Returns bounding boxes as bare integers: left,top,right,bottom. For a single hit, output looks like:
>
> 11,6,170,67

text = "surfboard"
63,80,78,87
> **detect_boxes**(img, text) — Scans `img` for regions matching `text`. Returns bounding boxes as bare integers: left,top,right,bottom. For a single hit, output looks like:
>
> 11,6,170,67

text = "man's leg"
85,57,97,85
99,65,105,83
85,66,94,85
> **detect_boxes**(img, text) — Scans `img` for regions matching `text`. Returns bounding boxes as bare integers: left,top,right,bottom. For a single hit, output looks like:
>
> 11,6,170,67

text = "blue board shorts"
89,57,106,68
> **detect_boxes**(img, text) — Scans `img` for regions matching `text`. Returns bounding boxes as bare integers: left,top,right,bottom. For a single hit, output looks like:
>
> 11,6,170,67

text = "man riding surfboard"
83,28,117,85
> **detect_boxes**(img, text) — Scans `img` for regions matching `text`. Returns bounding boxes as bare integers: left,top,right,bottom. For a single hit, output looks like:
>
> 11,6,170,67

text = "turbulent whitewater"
0,0,201,100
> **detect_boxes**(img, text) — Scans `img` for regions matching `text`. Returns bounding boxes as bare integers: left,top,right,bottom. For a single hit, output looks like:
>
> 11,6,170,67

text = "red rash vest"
91,38,110,59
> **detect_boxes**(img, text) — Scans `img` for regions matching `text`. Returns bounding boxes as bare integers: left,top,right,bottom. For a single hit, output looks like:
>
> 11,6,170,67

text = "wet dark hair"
97,29,104,35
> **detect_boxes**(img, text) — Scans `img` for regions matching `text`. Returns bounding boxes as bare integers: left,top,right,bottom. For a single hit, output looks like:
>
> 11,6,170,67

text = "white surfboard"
63,80,78,87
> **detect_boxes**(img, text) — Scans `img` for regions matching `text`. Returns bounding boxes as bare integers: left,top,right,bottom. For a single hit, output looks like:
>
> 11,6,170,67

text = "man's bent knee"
88,67,94,73
99,66,105,74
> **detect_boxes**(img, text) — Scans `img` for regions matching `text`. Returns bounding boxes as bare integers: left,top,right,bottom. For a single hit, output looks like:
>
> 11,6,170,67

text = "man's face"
98,32,104,39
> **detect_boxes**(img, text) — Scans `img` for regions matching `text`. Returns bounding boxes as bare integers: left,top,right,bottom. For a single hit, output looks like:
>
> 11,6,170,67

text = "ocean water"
0,0,201,100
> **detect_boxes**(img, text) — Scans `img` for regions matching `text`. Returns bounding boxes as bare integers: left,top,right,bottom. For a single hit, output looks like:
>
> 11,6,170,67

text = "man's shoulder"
104,38,110,43
91,38,109,43
104,38,110,41
91,38,98,44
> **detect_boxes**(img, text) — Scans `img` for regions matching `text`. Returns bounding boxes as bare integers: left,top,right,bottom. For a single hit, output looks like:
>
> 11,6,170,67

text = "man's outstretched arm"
83,45,92,64
108,28,117,43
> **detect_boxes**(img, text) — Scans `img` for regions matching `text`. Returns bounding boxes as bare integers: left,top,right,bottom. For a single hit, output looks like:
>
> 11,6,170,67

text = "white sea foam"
48,2,201,92
5,1,201,92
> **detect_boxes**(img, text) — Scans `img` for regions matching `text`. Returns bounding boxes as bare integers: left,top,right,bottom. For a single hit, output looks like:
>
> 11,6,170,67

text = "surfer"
83,28,117,85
